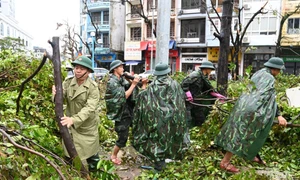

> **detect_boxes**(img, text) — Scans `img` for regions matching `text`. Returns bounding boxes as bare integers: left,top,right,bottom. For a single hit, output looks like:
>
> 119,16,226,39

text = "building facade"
0,0,33,50
79,0,124,70
280,0,300,75
122,0,298,75
124,0,178,74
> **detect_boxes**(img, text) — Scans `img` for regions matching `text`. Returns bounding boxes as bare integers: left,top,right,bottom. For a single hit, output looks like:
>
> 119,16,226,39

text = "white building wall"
0,13,33,50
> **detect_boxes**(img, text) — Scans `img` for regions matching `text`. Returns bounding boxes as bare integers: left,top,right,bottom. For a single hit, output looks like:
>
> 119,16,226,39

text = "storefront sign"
181,57,207,63
208,47,242,61
124,42,141,60
283,57,300,62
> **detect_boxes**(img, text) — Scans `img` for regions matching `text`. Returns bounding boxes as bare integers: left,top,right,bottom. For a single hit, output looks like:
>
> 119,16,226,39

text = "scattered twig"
0,128,66,180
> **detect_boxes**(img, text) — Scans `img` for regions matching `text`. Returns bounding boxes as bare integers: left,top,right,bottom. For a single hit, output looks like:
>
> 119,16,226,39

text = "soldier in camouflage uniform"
105,60,141,165
181,61,221,128
52,56,100,171
132,62,188,171
215,57,288,173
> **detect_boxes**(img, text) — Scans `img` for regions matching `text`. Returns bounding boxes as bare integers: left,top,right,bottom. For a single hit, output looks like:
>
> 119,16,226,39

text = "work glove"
210,92,226,102
186,91,193,101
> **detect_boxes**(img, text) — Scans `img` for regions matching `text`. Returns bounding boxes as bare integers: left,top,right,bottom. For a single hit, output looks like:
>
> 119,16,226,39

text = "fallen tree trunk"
48,37,89,177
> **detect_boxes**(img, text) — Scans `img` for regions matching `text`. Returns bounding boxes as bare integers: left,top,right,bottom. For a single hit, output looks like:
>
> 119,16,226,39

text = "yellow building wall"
281,0,300,46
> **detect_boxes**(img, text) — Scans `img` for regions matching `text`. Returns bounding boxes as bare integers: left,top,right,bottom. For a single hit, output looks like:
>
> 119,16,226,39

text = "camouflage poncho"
105,74,134,121
215,68,279,160
132,76,188,162
181,70,215,127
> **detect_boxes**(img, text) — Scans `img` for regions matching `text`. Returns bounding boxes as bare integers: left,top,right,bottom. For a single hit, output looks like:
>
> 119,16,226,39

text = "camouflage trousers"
115,117,132,148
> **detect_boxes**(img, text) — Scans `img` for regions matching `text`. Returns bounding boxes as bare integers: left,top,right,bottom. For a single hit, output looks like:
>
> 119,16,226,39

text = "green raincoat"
105,75,136,121
132,76,188,162
215,68,279,160
181,70,215,127
62,77,100,160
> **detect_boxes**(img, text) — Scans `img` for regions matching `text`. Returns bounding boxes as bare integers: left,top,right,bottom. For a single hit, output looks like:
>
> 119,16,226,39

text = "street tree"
274,3,300,57
0,37,26,52
205,0,269,93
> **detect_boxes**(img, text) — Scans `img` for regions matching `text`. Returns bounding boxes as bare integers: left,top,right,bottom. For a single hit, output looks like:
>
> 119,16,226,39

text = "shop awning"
140,42,148,50
169,40,176,49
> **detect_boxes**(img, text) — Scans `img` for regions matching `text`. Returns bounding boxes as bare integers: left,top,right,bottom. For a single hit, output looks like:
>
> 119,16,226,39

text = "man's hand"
61,116,74,128
141,78,149,89
52,85,56,95
131,76,140,86
278,116,287,126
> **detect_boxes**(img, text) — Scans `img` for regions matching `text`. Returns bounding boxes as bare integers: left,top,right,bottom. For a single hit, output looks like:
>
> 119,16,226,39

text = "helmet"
109,60,124,72
200,61,215,70
264,57,285,70
153,62,171,76
71,56,94,73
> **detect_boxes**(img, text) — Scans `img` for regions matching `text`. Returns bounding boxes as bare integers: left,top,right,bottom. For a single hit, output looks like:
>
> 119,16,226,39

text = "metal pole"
150,1,155,70
156,0,171,65
92,36,95,69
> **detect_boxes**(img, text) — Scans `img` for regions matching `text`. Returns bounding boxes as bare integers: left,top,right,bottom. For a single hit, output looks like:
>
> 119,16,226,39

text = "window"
288,18,300,34
103,11,109,24
130,27,141,41
7,26,10,36
170,21,175,37
244,12,277,35
91,12,101,25
147,0,157,11
103,33,109,48
131,5,141,18
181,19,206,42
182,0,201,9
210,19,220,35
147,23,156,38
0,23,3,36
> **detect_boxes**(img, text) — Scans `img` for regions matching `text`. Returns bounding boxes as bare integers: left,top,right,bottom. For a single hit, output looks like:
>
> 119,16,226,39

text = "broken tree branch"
16,53,48,115
0,128,66,180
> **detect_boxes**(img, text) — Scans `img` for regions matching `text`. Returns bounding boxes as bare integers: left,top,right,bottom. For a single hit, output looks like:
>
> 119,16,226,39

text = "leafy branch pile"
1,47,299,179
0,49,117,179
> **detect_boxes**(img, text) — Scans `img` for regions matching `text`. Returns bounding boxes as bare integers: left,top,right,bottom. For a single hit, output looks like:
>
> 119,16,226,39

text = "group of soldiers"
53,55,288,173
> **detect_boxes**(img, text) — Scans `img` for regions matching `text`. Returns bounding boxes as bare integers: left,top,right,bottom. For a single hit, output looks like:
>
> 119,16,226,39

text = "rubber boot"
86,153,100,172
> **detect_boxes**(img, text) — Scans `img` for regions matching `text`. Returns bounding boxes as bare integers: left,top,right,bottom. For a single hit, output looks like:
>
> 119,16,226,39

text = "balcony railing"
87,0,109,11
87,22,109,31
130,37,141,41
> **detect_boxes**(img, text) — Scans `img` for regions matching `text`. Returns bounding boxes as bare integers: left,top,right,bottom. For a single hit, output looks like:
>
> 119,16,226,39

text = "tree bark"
49,37,89,177
216,0,233,95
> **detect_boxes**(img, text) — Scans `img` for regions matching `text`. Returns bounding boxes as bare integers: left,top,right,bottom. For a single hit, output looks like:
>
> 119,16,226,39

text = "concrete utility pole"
155,0,171,66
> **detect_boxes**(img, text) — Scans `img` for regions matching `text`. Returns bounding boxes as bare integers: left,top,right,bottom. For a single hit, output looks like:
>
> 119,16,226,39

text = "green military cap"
200,61,215,70
109,60,124,72
71,56,94,73
153,62,171,76
264,57,285,70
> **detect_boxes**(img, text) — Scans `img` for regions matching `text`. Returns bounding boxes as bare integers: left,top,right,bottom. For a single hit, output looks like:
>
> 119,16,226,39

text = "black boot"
86,153,100,172
154,160,166,172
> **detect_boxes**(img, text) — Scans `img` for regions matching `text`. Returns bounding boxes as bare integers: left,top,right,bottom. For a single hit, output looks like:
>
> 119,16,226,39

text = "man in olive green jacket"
52,56,100,171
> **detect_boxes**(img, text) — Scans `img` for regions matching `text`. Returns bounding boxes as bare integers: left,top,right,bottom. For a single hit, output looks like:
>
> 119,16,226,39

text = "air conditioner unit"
242,36,249,43
244,4,251,10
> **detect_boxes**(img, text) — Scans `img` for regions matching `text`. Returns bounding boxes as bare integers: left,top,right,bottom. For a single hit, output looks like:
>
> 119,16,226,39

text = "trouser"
115,117,132,148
